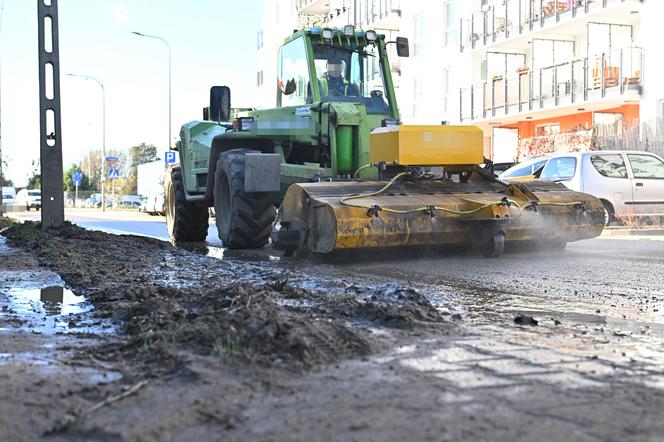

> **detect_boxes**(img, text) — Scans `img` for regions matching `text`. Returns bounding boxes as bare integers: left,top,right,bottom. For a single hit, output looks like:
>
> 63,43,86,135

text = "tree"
128,143,159,194
27,160,41,190
63,164,91,192
1,155,14,187
79,150,103,192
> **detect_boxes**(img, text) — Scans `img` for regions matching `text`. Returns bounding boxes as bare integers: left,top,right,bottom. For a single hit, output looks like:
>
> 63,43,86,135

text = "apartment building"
457,0,660,162
256,0,402,109
398,1,461,125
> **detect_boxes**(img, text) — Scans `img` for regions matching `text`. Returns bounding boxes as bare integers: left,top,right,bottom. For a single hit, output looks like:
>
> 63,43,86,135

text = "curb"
601,228,664,237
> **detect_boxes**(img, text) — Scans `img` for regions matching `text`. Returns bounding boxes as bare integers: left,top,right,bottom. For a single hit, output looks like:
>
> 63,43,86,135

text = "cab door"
625,153,664,216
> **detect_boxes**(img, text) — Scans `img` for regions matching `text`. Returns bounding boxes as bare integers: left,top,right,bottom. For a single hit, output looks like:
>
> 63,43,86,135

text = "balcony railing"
460,0,642,52
460,47,642,122
356,0,401,31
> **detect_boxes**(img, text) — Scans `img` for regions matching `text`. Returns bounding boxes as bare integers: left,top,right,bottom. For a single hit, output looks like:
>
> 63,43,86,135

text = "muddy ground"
0,219,454,441
2,218,664,441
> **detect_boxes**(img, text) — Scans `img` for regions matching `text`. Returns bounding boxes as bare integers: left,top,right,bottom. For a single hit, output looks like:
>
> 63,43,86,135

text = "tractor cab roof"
283,26,385,49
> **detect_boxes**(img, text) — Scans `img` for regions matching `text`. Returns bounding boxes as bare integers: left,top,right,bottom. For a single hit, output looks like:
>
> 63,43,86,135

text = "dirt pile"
2,221,452,370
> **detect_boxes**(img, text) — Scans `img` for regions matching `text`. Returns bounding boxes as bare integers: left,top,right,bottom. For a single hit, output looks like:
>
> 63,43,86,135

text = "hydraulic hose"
340,172,522,217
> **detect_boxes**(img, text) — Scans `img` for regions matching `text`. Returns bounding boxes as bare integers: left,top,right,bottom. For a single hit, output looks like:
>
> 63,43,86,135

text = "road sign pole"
74,182,78,208
38,0,64,228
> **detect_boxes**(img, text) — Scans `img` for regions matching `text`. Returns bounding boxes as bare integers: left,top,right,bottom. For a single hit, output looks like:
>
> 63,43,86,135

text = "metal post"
571,61,576,102
601,52,606,98
553,65,560,106
66,73,106,211
504,0,509,38
0,0,4,216
38,0,64,228
132,31,172,154
619,48,624,95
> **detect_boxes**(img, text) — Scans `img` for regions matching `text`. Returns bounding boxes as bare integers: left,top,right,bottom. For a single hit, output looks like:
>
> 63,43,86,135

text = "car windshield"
541,157,577,180
500,158,547,178
312,45,390,115
28,191,41,196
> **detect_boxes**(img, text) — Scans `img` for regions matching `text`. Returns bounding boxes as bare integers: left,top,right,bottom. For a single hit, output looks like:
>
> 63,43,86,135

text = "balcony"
357,0,401,31
296,0,329,15
460,0,642,52
460,47,642,122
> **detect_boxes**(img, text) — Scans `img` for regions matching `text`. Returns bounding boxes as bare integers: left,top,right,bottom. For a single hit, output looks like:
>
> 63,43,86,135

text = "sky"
1,0,263,187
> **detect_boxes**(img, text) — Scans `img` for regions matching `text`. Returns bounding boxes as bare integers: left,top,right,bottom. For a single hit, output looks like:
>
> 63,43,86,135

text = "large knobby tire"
165,166,209,242
214,149,277,249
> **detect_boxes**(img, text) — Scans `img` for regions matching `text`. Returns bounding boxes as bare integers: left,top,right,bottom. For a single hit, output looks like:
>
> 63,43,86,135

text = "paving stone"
516,370,604,389
433,369,516,388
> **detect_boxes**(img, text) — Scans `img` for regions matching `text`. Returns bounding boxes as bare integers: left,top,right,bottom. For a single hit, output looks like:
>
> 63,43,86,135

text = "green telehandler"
166,26,603,257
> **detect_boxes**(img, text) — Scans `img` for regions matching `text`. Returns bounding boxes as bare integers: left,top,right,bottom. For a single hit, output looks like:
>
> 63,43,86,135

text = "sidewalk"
601,226,664,241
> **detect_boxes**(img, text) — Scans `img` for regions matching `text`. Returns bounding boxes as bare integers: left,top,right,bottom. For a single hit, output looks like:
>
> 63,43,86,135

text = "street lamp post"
132,31,172,154
66,73,106,211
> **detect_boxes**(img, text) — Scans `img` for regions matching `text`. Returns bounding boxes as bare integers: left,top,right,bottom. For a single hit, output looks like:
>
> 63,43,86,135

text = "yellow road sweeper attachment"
271,125,604,258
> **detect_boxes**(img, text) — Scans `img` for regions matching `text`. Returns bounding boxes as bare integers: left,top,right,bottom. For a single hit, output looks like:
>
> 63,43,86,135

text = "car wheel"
600,201,614,227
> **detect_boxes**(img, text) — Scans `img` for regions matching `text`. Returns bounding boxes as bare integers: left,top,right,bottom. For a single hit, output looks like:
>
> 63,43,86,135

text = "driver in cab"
319,56,359,98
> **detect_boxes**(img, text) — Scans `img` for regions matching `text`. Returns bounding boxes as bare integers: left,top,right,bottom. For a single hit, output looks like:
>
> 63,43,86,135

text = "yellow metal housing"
369,125,484,166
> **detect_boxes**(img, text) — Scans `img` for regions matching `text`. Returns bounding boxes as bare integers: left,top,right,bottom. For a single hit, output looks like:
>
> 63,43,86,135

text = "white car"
144,192,165,216
501,151,664,225
2,186,16,206
15,189,42,211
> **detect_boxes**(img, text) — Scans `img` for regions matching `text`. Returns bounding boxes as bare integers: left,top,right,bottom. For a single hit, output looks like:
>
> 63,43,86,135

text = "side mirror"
209,86,231,122
396,37,409,58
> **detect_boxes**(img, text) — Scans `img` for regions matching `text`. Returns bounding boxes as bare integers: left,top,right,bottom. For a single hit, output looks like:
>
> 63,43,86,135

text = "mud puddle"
2,280,114,337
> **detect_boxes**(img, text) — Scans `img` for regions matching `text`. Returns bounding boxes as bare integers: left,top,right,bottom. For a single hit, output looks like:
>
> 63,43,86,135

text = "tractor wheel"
165,166,209,242
479,231,505,258
214,149,277,249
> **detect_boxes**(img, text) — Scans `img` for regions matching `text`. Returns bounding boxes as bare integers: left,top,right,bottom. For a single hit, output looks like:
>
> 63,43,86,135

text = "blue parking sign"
72,171,83,186
165,151,177,164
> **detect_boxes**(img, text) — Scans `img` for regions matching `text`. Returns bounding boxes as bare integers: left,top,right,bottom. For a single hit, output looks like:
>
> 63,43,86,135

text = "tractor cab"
276,27,408,119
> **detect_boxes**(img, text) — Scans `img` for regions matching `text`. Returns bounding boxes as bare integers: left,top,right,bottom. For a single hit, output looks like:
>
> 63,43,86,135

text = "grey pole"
0,0,5,216
38,0,64,228
66,73,106,212
131,31,172,154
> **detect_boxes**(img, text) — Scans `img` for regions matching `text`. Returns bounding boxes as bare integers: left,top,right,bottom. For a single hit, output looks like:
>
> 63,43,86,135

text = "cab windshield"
312,45,391,115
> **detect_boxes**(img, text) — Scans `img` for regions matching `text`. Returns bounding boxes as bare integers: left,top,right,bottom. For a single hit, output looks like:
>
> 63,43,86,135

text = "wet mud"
3,217,664,441
0,220,454,440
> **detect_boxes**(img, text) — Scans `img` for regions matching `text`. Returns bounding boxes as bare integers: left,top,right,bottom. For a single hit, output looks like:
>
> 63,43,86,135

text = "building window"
443,2,458,48
413,76,424,117
257,70,264,87
413,13,425,57
535,123,560,136
594,112,623,137
257,30,263,50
